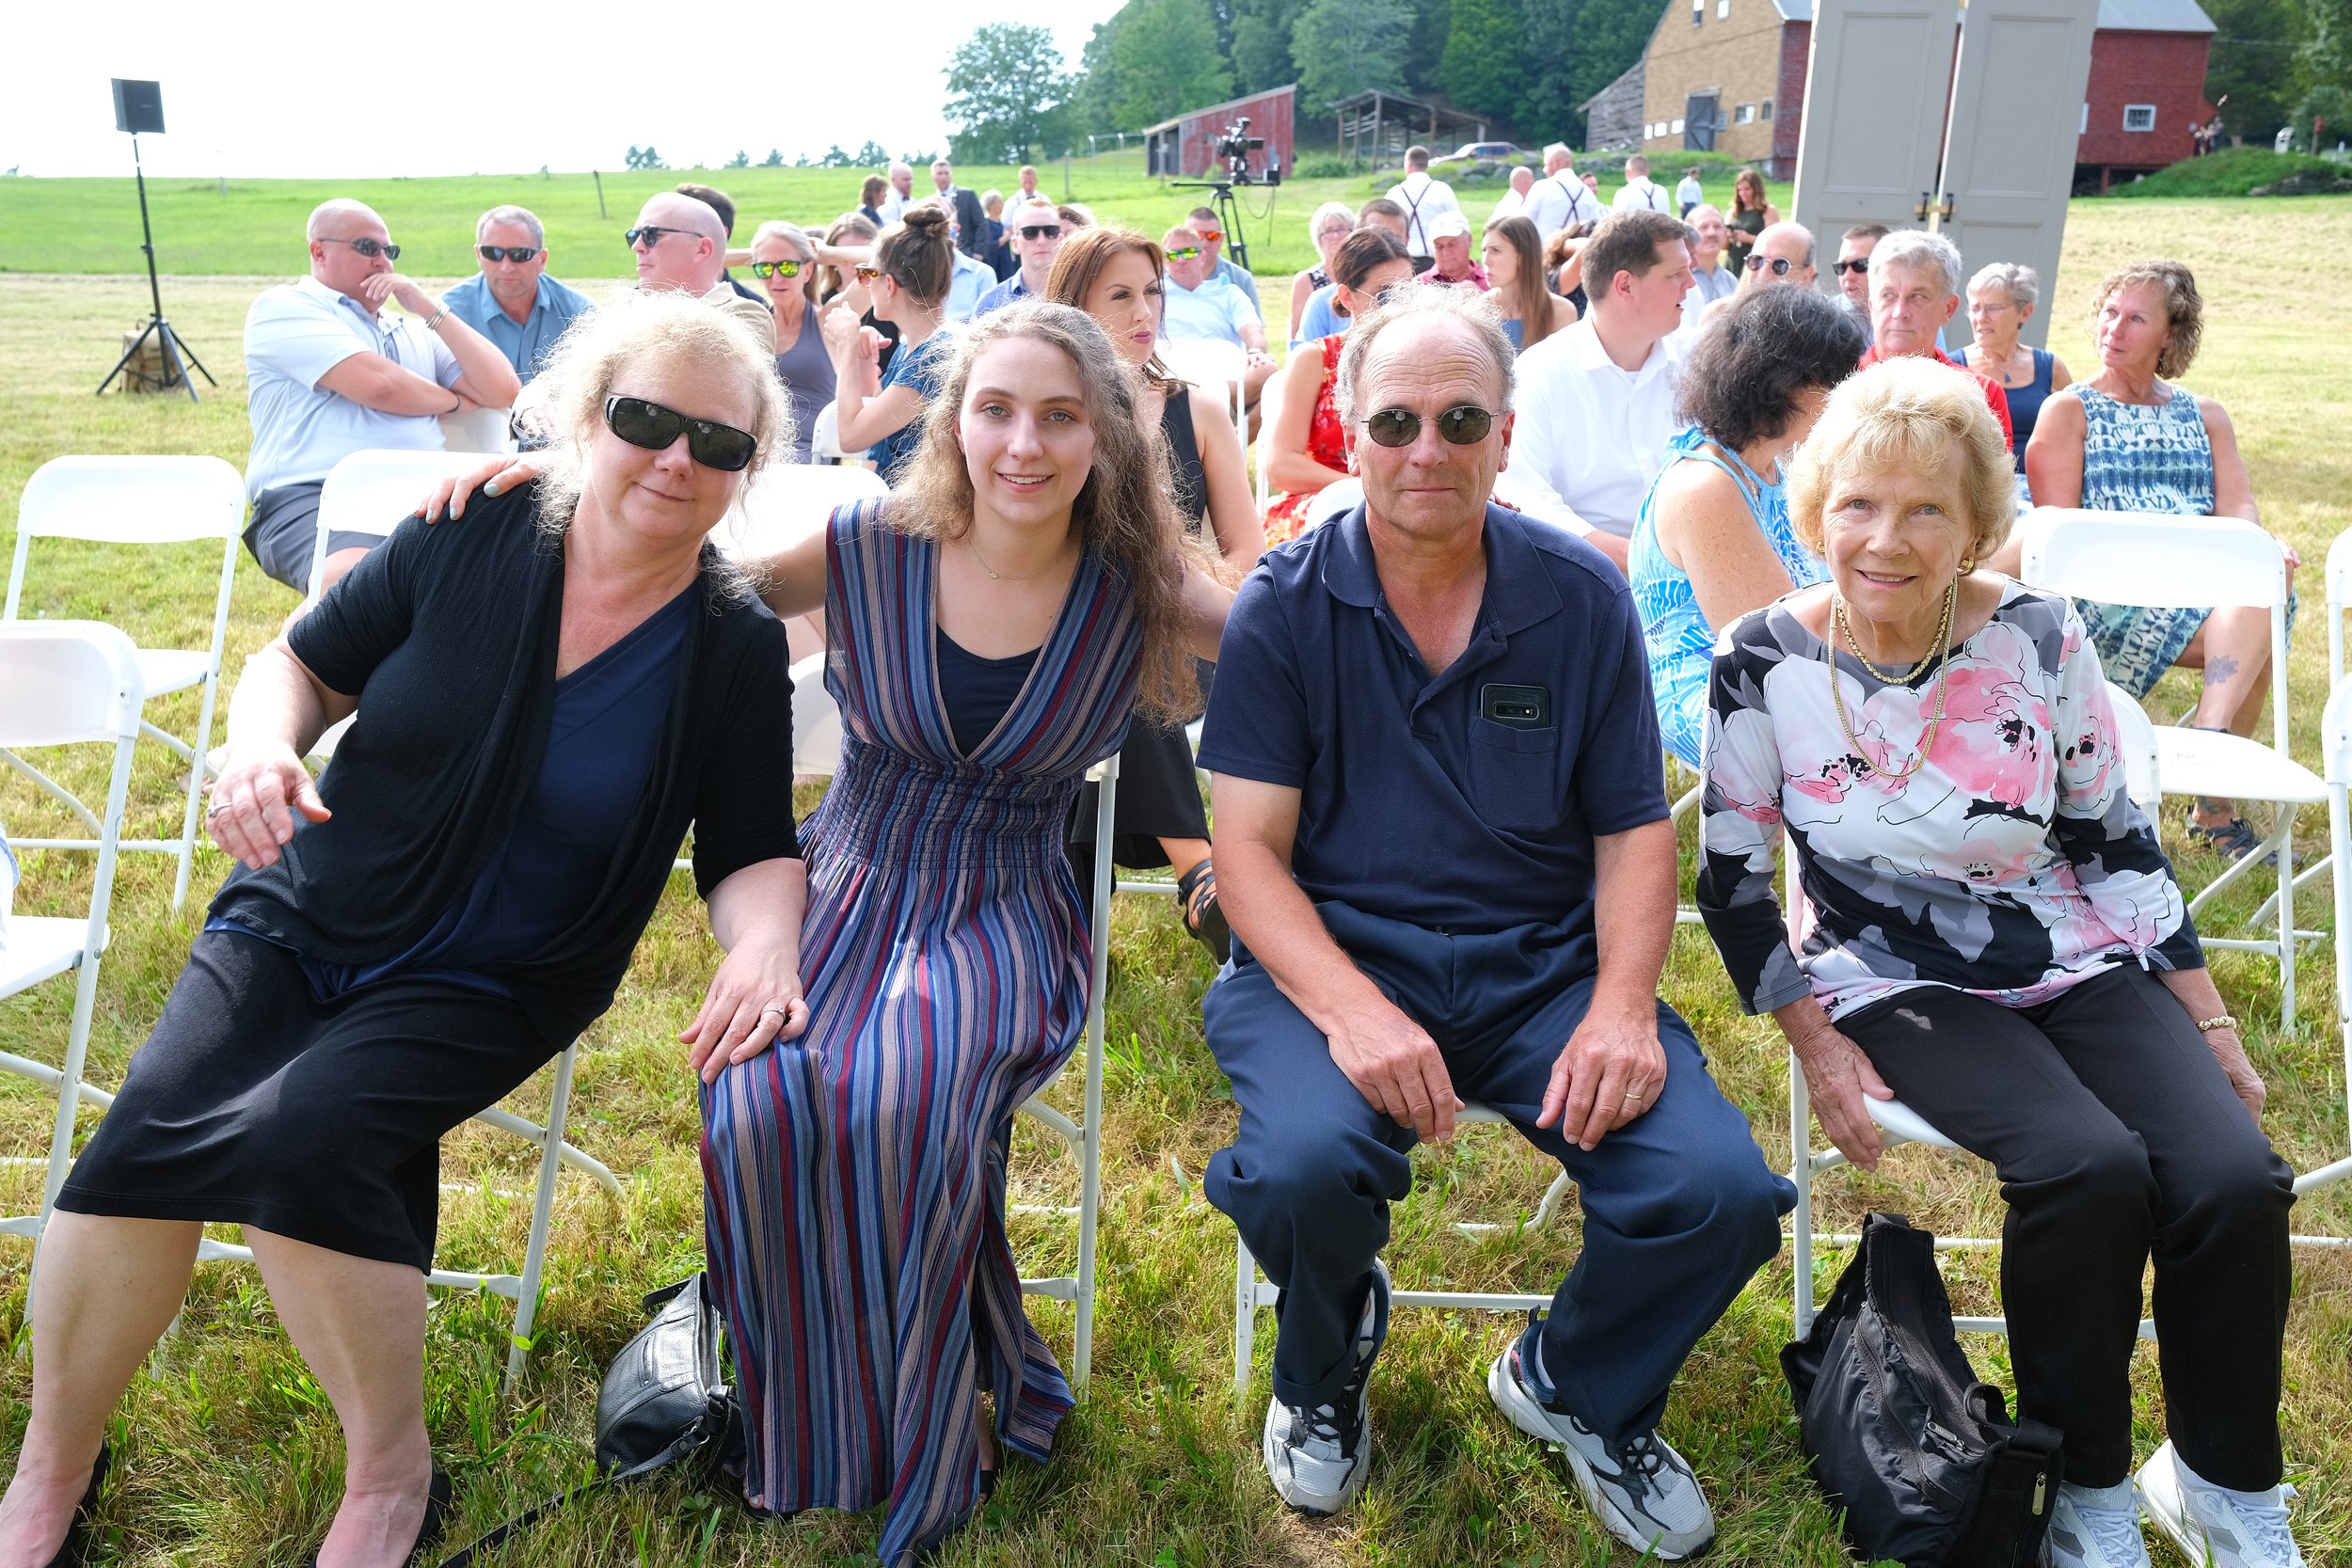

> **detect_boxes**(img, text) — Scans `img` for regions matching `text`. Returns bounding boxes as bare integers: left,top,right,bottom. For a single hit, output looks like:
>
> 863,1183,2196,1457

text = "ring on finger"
759,1003,789,1020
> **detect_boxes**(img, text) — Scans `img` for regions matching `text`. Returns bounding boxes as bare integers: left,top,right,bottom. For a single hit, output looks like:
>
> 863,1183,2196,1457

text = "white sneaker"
2135,1441,2306,1568
1261,1259,1390,1517
1486,1314,1717,1560
2045,1481,2152,1568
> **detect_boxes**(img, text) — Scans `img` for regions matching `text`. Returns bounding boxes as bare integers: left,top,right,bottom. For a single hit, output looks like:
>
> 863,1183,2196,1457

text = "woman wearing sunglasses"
0,293,805,1568
1262,227,1415,546
821,203,955,484
1045,225,1263,958
748,220,836,465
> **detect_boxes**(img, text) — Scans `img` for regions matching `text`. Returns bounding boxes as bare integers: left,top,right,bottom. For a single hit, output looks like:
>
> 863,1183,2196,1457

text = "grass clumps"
2109,146,2352,198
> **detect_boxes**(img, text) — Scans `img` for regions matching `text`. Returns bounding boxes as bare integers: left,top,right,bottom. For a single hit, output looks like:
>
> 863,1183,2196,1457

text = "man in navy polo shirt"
1199,285,1791,1559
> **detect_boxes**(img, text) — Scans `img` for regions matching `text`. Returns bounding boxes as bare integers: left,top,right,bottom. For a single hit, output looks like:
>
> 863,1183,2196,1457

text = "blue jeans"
1204,901,1793,1439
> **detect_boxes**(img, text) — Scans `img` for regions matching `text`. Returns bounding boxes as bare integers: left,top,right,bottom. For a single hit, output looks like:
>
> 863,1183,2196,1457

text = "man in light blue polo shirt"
1185,204,1263,315
1161,224,1278,411
243,199,519,595
440,205,596,380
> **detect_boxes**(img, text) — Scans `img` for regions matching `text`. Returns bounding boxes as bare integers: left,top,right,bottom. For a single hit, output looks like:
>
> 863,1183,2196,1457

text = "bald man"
1490,165,1536,221
1695,220,1818,331
628,193,774,337
240,198,520,594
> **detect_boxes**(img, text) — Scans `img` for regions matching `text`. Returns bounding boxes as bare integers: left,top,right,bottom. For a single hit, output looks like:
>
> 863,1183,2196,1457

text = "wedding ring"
759,1003,789,1019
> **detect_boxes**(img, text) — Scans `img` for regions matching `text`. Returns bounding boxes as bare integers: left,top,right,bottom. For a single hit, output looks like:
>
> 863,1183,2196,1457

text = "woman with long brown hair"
821,203,954,483
1042,223,1260,956
1724,168,1779,277
1482,214,1576,353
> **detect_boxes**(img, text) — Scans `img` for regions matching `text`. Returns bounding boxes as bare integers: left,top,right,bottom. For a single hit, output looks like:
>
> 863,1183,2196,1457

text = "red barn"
1143,87,1297,181
1617,0,2213,187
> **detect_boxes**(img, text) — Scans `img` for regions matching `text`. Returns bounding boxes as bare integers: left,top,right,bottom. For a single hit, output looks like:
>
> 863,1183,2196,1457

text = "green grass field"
0,153,1791,285
1,194,2349,1566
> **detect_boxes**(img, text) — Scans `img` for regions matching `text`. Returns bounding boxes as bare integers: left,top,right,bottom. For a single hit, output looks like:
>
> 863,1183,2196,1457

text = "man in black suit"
930,160,990,261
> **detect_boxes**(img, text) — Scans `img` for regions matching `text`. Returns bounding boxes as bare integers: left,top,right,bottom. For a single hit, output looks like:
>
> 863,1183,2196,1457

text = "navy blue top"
215,582,694,999
1199,503,1668,954
936,629,1039,759
2001,347,2058,472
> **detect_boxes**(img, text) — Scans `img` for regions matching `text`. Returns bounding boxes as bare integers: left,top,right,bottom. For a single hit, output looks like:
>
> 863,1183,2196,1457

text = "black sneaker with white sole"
1262,1259,1391,1516
1486,1313,1717,1560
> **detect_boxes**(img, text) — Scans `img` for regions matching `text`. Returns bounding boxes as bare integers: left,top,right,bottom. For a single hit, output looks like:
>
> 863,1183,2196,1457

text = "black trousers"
1838,966,2294,1490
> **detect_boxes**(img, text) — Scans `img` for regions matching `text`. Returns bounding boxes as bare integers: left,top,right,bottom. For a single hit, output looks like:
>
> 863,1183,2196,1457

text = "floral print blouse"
1696,579,2201,1022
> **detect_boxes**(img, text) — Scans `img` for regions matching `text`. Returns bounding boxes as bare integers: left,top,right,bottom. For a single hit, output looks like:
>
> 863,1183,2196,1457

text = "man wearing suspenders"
1388,146,1461,272
1521,144,1602,238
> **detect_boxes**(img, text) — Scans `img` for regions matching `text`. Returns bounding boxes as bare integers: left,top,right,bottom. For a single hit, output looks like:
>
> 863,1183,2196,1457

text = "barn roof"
1763,0,2214,27
1140,85,1298,135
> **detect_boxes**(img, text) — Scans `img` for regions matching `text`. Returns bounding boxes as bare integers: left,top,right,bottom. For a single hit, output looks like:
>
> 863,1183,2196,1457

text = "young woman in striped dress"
707,302,1233,1563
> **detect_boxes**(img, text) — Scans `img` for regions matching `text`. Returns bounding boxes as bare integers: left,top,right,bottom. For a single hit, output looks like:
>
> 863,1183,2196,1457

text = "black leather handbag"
1781,1212,2065,1568
438,1275,742,1565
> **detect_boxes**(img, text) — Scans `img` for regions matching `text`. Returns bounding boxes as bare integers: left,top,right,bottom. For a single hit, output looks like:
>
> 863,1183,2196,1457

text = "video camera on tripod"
1212,118,1280,186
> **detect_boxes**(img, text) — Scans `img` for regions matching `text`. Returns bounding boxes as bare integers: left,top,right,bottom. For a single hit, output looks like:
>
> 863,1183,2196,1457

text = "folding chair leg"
2277,812,2297,1028
1789,1059,1816,1338
1233,1232,1258,1400
172,671,224,911
1070,767,1116,1395
501,1043,578,1395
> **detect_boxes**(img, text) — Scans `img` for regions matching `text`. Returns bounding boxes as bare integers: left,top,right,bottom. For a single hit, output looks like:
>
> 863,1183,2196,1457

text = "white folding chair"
2258,525,2352,923
0,624,143,1246
438,406,517,455
1251,363,1281,518
1231,1113,1575,1396
2021,507,2325,1023
7,457,246,909
2300,685,2352,1213
809,402,850,465
785,669,1116,1390
1304,477,1363,533
1158,338,1249,451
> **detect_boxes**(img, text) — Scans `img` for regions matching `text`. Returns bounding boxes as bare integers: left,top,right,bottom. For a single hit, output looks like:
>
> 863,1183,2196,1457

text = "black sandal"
1175,857,1232,964
2187,816,2272,864
41,1443,107,1568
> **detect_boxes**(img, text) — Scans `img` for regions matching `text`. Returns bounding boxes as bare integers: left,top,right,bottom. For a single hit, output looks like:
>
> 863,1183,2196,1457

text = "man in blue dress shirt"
1199,284,1790,1559
439,206,596,381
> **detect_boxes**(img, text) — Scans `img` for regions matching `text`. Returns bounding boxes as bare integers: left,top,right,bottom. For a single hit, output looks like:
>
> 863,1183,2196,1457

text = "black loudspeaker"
112,79,166,135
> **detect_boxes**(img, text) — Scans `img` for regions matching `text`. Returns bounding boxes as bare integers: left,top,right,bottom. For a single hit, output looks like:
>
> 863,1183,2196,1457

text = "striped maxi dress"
701,500,1141,1564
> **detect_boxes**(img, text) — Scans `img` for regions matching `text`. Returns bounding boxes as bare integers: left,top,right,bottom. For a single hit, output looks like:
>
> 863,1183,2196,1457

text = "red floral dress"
1261,335,1350,546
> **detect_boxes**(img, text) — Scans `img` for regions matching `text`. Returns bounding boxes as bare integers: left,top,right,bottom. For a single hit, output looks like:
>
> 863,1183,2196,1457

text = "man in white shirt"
241,199,519,594
1489,166,1535,221
1161,224,1279,407
879,162,914,226
1387,146,1461,270
1612,155,1673,213
1500,210,1693,572
1521,144,1604,238
1674,168,1705,215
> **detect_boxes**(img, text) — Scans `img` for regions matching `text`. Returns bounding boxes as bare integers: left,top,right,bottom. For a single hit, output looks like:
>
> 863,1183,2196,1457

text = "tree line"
941,0,1669,166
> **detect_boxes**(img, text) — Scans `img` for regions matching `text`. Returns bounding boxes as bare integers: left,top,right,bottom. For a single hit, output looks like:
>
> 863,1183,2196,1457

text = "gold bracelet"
2195,1014,2238,1034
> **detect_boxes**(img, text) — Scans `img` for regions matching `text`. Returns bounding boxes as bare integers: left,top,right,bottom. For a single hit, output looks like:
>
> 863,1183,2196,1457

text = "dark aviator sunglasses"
603,395,757,471
479,245,541,263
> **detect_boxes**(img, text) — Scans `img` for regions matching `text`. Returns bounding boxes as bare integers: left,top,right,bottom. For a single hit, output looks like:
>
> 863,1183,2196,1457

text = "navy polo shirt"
1200,502,1667,957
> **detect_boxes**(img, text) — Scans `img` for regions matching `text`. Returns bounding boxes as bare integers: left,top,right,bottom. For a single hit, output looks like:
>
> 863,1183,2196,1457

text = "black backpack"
1782,1213,2065,1567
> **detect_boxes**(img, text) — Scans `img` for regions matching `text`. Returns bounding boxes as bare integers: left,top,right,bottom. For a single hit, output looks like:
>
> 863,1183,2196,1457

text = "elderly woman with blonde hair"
0,293,808,1568
1698,355,2304,1568
1289,200,1358,338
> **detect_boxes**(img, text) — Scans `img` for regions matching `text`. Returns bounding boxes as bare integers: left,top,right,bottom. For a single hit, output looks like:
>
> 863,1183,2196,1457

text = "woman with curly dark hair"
1629,284,1864,766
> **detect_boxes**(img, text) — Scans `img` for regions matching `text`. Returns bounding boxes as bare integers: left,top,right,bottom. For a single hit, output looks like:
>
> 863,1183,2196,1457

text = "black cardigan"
212,482,800,1046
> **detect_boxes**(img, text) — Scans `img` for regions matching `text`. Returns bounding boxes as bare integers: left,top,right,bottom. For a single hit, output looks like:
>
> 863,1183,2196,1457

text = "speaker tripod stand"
96,132,215,403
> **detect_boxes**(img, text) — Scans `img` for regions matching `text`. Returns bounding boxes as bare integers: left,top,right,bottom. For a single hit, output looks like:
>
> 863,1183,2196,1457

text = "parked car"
1430,141,1527,170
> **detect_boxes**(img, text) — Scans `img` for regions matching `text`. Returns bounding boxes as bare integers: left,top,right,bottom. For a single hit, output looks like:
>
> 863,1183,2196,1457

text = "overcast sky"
2,3,1125,179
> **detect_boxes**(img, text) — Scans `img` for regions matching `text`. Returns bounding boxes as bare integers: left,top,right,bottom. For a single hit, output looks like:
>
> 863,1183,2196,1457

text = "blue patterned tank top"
1629,425,1825,768
2076,382,2214,515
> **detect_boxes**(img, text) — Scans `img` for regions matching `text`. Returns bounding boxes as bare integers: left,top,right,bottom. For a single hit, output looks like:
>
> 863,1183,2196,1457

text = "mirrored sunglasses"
1746,255,1797,277
603,395,757,472
1165,246,1201,261
1362,405,1496,449
751,259,805,279
322,236,400,261
1196,228,1224,243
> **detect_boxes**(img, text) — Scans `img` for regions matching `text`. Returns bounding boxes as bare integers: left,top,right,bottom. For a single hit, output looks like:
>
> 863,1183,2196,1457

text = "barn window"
1718,0,1731,15
2122,104,2156,132
1760,99,1773,119
1736,103,1756,123
1672,117,1688,135
1692,0,1704,23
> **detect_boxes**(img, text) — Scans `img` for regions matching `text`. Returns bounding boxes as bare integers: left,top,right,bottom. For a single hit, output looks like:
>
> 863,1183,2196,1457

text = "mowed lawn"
1,195,2349,1567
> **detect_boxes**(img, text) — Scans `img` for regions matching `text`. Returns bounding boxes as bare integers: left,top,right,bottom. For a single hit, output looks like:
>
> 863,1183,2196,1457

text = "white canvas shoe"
2044,1481,2152,1568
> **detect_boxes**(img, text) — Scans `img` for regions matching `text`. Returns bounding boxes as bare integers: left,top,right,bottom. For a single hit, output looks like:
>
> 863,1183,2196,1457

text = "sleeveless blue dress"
1629,426,1824,768
2071,384,2220,698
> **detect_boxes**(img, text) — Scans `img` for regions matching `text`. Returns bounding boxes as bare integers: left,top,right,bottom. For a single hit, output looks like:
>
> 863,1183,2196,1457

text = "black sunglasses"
321,236,400,261
1746,255,1797,277
1362,405,1496,449
603,395,757,471
1018,224,1062,241
478,245,541,263
625,225,692,248
1834,259,1871,276
750,259,805,279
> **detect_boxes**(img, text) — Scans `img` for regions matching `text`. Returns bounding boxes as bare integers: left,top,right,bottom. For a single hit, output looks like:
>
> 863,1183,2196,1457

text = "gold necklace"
1836,578,1955,683
964,531,1071,583
1828,578,1959,785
